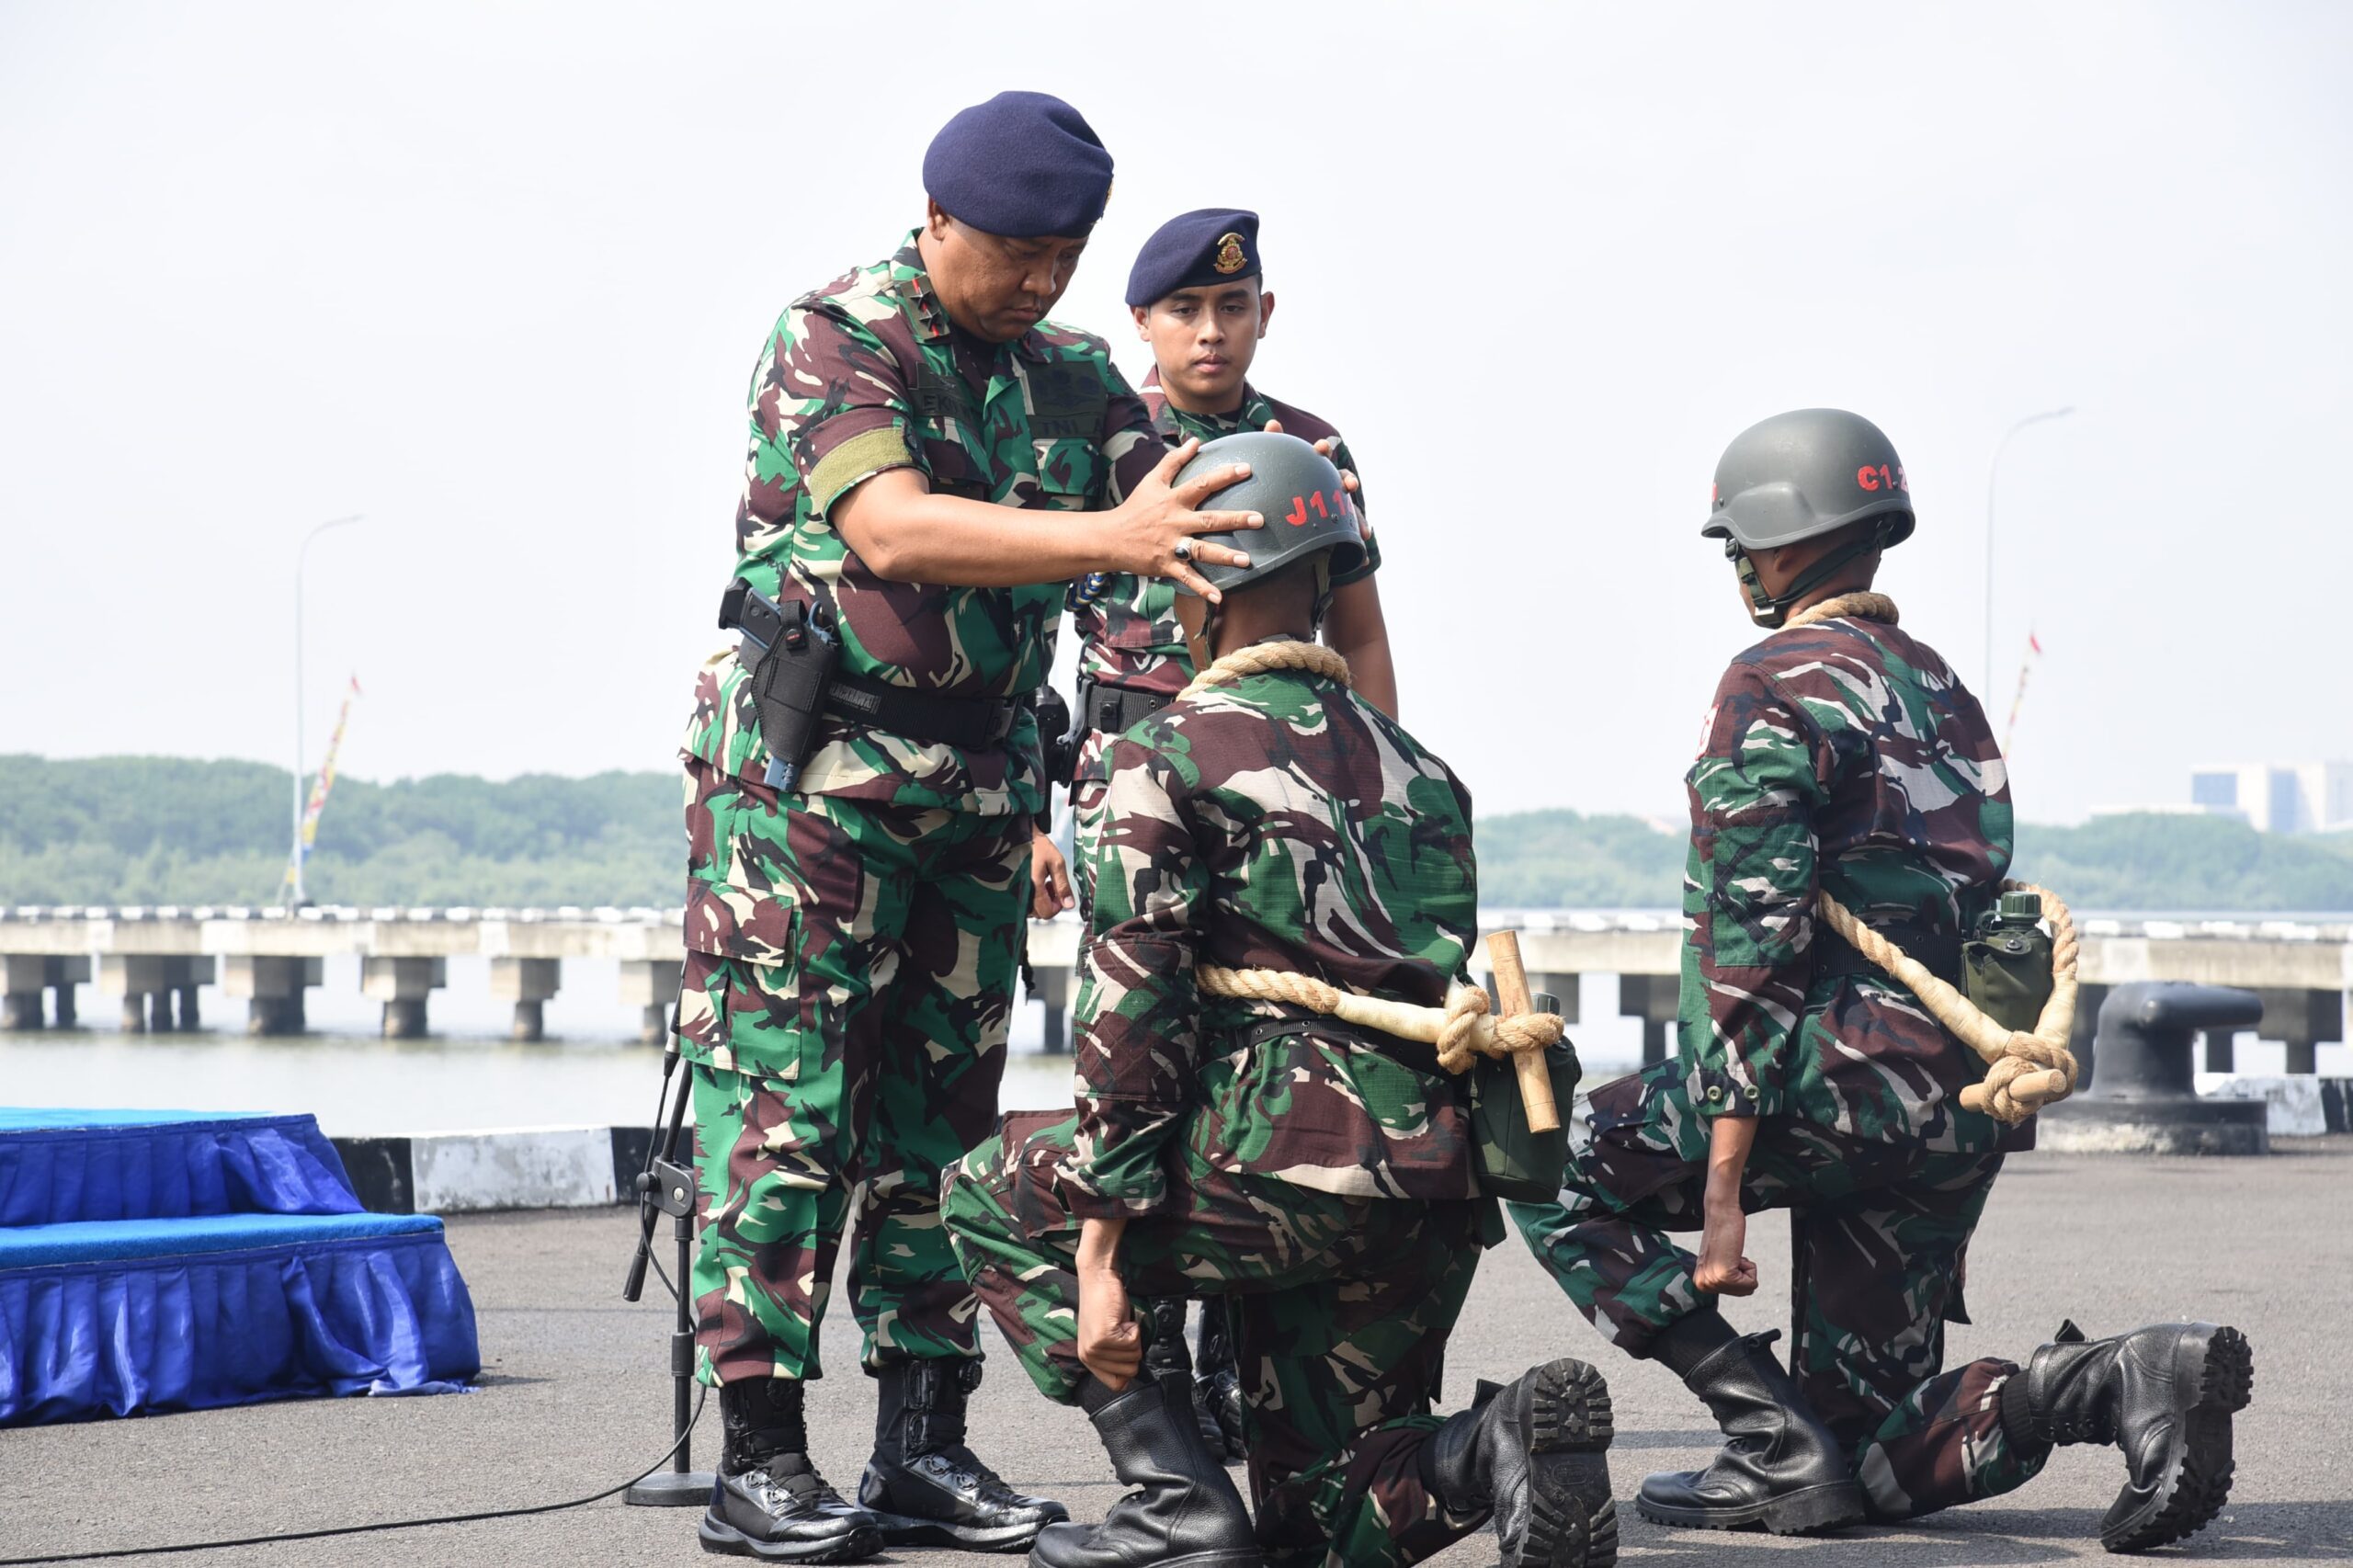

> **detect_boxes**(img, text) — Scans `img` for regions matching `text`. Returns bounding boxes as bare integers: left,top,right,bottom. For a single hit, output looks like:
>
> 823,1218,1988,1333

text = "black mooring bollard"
2039,982,2268,1155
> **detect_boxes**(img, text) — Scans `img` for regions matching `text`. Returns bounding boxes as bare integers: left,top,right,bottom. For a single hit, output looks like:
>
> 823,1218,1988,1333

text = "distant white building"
2186,762,2353,834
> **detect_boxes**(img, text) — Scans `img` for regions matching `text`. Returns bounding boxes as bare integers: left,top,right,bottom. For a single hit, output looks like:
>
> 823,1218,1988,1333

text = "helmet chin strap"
1729,524,1891,629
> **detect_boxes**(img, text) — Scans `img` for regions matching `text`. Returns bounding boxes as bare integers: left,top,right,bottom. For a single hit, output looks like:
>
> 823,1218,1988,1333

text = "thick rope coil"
1179,640,1353,702
1195,964,1563,1074
1784,591,1901,631
1776,593,2077,1122
1183,638,1561,1071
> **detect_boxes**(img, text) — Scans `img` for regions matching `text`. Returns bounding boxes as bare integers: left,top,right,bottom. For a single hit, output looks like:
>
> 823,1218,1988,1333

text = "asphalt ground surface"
5,1141,2349,1568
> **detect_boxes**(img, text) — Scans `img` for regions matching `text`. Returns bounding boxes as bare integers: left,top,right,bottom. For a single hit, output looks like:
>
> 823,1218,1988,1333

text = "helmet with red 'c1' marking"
1703,408,1915,551
1173,431,1366,597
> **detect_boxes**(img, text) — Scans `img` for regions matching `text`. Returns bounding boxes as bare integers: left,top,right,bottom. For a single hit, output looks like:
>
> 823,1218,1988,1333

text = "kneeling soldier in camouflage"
1512,409,2252,1552
944,432,1618,1568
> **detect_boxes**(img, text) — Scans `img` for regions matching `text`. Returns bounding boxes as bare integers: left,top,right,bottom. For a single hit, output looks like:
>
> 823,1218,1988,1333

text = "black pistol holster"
721,578,842,784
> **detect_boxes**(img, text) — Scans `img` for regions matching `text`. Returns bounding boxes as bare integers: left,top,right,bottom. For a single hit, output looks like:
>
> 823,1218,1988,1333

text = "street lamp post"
290,515,364,906
1984,407,2074,698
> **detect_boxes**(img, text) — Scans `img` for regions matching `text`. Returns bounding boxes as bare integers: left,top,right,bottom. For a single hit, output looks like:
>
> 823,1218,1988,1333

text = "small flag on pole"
2003,631,2042,758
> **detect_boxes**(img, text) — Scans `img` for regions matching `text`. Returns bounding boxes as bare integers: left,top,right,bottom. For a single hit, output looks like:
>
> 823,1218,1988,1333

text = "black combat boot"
1028,1376,1260,1568
1420,1358,1618,1568
2000,1319,2253,1553
1634,1312,1864,1535
857,1359,1068,1552
1194,1300,1250,1462
1143,1296,1230,1460
701,1378,882,1563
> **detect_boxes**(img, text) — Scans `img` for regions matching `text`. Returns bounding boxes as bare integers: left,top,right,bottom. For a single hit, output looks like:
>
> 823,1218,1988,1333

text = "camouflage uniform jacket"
1680,611,2022,1154
681,233,1165,816
1065,372,1379,750
1057,638,1481,1220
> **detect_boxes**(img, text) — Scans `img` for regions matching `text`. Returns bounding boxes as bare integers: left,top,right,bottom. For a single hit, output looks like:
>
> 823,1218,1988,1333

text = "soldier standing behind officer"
945,433,1616,1568
1037,209,1393,923
1511,409,2250,1552
676,91,1264,1563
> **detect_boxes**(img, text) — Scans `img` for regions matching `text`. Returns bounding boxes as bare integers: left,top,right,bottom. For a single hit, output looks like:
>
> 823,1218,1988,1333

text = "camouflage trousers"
677,765,1031,1383
942,1110,1491,1568
1069,772,1110,920
1509,1059,2047,1521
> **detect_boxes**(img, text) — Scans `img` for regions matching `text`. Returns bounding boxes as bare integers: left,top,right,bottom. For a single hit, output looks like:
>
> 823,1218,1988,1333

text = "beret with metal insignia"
1125,209,1262,309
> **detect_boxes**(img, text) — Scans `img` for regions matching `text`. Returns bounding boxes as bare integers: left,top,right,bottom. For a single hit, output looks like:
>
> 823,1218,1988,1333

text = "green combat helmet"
1174,431,1366,597
1703,407,1915,627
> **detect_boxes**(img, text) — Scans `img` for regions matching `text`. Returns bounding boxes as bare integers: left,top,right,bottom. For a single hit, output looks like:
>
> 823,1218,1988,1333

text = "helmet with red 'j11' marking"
1173,431,1366,597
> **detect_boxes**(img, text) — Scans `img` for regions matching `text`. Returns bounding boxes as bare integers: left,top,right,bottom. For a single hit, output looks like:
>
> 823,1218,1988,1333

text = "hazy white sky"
3,1,2347,824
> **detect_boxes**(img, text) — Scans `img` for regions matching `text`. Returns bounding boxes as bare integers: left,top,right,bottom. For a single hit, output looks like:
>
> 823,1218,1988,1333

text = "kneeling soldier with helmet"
1510,409,2252,1551
944,432,1617,1568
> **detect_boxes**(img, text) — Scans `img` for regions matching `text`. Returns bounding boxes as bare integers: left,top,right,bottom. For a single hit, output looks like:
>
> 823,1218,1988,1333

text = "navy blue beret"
1125,209,1261,308
923,91,1114,239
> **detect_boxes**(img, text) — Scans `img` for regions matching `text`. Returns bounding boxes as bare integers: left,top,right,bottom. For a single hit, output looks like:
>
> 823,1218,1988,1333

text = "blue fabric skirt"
0,1109,361,1227
0,1213,479,1425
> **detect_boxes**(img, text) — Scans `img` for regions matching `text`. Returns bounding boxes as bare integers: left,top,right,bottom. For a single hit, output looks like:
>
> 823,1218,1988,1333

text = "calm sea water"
1,952,2334,1137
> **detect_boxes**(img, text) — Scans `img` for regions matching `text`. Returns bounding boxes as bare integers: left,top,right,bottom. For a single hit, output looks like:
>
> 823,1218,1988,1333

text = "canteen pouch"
1470,995,1580,1203
1962,892,2055,1033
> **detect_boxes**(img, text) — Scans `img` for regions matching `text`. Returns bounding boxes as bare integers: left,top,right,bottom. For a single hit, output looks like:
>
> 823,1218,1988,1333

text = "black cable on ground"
0,1386,708,1564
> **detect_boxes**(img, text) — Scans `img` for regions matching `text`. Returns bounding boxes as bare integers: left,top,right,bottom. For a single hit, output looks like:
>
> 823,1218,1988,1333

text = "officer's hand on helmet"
1259,418,1364,526
1103,437,1261,601
1693,1194,1758,1297
1029,830,1074,918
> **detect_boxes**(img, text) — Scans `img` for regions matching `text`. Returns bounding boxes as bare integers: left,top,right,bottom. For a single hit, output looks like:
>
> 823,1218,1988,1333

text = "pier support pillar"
223,956,322,1037
99,955,171,1037
364,957,446,1040
2,955,47,1030
50,957,87,1028
158,956,212,1032
1618,973,1678,1067
492,958,562,1042
1528,972,1582,1023
620,960,682,1046
1030,961,1071,1055
2252,987,2341,1076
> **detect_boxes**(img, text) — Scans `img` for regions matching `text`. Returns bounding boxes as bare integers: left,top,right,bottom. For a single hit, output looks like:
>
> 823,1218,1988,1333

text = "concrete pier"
1616,973,1677,1066
1,954,47,1028
363,956,448,1039
618,960,679,1045
490,957,561,1041
0,908,2344,1077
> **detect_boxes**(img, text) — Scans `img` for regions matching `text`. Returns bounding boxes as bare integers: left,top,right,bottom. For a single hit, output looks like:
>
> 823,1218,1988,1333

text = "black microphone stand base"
625,1470,716,1507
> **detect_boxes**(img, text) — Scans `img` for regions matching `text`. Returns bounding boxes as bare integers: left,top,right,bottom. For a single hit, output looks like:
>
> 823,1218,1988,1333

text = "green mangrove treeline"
3,756,2349,914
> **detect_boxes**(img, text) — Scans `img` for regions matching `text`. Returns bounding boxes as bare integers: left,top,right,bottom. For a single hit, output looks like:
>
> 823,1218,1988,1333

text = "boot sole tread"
2101,1324,2252,1554
1508,1358,1620,1568
870,1510,1056,1552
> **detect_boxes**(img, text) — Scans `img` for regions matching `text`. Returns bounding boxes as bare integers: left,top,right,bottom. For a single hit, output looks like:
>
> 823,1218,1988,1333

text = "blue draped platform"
0,1109,478,1426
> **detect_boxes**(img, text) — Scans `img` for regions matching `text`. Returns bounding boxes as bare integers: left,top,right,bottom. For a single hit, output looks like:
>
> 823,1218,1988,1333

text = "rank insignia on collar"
1213,233,1248,275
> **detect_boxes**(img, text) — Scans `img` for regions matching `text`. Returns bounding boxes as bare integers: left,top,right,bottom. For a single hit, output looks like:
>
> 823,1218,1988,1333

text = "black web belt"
1813,921,1963,990
720,629,1018,752
1075,676,1174,738
822,667,1020,750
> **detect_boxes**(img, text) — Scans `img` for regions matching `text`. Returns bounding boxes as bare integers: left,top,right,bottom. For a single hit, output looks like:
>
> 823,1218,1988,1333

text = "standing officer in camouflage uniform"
1511,409,2251,1552
945,433,1616,1568
678,91,1267,1562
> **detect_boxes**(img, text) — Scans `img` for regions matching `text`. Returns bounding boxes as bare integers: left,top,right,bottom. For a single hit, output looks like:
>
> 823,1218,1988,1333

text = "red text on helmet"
1856,464,1907,494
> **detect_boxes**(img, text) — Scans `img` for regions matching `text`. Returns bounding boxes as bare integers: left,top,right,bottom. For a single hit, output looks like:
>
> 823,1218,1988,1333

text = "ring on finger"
1172,539,1194,563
